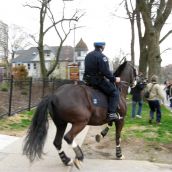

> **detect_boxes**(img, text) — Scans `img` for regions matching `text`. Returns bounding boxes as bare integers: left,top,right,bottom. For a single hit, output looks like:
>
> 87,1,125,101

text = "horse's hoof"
73,158,83,169
116,155,125,160
95,134,102,142
66,159,73,166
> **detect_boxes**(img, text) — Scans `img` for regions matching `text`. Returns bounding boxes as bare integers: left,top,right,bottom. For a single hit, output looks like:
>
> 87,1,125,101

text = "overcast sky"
0,0,171,66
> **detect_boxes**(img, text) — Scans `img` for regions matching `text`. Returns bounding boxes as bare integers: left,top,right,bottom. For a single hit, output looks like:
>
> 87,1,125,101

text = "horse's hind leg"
64,123,86,169
53,123,73,166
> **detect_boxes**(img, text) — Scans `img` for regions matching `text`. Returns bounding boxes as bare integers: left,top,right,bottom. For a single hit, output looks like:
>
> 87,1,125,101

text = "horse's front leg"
95,122,113,142
115,119,125,160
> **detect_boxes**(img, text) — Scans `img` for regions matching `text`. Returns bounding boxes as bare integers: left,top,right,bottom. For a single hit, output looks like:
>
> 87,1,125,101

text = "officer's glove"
115,77,121,83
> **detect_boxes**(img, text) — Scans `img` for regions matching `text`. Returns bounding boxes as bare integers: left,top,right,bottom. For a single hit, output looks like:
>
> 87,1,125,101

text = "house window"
27,63,30,70
77,51,81,56
34,63,37,69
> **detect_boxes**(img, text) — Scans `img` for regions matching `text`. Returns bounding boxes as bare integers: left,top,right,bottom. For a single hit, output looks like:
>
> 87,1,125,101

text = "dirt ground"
81,125,172,165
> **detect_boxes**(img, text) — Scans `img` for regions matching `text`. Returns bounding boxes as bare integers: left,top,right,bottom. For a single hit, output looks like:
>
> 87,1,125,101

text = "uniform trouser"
148,100,161,123
98,79,119,113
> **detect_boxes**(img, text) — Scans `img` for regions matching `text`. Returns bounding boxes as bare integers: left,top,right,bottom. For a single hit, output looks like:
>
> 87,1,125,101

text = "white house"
11,39,88,79
11,45,74,78
75,38,88,80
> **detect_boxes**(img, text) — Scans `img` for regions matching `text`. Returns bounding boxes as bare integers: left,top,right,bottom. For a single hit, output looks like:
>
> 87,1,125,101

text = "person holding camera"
130,74,146,119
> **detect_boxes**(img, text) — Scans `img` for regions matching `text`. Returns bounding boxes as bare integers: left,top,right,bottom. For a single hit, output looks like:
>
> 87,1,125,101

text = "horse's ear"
120,56,126,64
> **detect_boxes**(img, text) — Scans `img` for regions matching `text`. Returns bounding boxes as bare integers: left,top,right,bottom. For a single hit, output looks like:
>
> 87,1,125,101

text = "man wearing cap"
83,42,121,122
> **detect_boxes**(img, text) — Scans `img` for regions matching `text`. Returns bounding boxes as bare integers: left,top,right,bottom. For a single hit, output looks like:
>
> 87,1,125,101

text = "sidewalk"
71,159,172,172
0,120,89,172
1,117,172,171
0,134,19,150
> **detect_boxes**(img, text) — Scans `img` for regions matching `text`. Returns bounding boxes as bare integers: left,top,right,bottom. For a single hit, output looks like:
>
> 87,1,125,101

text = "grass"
0,110,34,136
109,96,172,144
0,95,172,143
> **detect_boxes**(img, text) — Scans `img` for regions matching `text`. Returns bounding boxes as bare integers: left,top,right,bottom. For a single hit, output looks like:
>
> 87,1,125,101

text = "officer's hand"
115,77,121,83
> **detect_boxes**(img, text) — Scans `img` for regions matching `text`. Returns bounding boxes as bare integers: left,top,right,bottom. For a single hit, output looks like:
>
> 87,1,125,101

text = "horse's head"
114,61,137,88
130,65,137,88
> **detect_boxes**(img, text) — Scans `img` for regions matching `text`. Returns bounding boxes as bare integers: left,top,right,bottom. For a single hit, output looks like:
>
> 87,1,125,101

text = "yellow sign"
69,64,79,80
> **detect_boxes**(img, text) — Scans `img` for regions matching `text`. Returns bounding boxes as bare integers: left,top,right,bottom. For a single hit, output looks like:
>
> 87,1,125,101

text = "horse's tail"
23,96,50,162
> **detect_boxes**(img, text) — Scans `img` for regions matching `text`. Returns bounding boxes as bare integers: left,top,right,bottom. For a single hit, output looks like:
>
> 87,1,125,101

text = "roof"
12,47,38,63
75,38,88,51
11,45,74,63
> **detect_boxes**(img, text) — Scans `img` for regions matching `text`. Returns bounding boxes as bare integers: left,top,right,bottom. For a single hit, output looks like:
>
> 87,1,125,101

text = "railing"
0,76,76,118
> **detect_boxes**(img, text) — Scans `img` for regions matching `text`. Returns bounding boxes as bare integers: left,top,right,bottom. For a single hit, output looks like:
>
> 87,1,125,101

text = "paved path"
71,159,172,172
0,134,19,150
0,120,89,172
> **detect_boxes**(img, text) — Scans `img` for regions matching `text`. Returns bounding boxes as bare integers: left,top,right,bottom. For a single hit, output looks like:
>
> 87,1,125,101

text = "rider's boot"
107,112,120,122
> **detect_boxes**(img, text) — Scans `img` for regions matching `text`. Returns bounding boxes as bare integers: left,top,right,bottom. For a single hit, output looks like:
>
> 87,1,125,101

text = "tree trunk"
38,3,47,79
139,45,148,77
147,31,161,79
130,19,135,66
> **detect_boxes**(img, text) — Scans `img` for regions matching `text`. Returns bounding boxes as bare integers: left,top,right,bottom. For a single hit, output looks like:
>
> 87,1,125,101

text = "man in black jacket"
130,78,145,118
83,42,121,122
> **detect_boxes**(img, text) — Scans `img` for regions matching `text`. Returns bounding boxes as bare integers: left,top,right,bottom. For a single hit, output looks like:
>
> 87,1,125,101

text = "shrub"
0,82,9,92
12,65,28,80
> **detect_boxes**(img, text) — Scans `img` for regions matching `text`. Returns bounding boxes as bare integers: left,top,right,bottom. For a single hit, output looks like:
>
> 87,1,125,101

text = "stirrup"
107,113,123,122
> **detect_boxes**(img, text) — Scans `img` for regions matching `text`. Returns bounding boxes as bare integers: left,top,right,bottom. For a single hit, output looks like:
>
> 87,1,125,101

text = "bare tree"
112,1,136,65
137,0,172,79
114,0,172,79
9,24,33,59
124,0,136,66
25,0,84,78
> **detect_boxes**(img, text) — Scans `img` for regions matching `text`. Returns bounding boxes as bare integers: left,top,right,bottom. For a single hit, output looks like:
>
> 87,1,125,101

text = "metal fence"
0,76,76,118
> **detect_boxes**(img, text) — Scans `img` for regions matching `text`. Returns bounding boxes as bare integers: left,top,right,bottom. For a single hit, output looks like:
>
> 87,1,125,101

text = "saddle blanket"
90,88,108,108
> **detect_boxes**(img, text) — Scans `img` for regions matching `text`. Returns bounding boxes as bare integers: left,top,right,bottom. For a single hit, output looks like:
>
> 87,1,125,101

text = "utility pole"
73,24,76,63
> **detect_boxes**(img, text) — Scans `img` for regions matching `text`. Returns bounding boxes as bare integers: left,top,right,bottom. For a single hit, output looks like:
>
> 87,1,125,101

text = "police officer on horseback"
83,42,121,122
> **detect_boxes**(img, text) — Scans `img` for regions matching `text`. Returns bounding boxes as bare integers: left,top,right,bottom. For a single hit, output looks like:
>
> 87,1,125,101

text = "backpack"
144,84,155,99
144,91,150,99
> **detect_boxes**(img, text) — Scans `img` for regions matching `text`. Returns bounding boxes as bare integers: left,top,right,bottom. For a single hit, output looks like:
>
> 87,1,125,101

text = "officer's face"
101,46,105,51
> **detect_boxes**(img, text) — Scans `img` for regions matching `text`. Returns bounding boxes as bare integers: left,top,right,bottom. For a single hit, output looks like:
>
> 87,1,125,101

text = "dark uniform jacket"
84,49,115,84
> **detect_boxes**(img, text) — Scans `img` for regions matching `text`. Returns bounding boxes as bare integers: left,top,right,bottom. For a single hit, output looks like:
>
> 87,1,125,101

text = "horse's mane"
113,61,128,77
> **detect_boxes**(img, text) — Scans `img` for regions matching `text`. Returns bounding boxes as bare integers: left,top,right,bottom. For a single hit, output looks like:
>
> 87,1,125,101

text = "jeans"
170,98,172,108
148,100,161,123
131,101,143,118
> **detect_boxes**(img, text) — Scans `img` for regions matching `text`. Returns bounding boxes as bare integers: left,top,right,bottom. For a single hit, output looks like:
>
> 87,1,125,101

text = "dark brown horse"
23,60,136,169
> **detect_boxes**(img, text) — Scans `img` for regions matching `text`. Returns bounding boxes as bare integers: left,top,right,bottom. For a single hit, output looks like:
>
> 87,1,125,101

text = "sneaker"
156,122,161,125
149,119,152,124
136,115,142,118
107,113,120,122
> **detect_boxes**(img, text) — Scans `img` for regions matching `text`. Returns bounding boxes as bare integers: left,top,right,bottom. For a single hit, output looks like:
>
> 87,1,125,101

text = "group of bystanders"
130,73,165,125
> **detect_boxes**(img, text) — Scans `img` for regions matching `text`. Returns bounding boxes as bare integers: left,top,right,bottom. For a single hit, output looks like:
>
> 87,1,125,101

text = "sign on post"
68,63,79,80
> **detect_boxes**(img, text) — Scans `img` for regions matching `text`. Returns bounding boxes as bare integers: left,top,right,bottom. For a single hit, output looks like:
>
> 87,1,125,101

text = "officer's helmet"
94,42,106,47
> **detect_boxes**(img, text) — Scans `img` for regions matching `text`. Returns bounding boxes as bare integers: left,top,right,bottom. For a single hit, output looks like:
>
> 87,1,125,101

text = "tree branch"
137,0,153,29
159,30,172,44
154,0,172,30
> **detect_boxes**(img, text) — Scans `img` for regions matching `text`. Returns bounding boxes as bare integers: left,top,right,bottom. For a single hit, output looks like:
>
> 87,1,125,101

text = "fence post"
52,79,55,94
8,75,13,116
28,77,32,111
42,78,45,98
